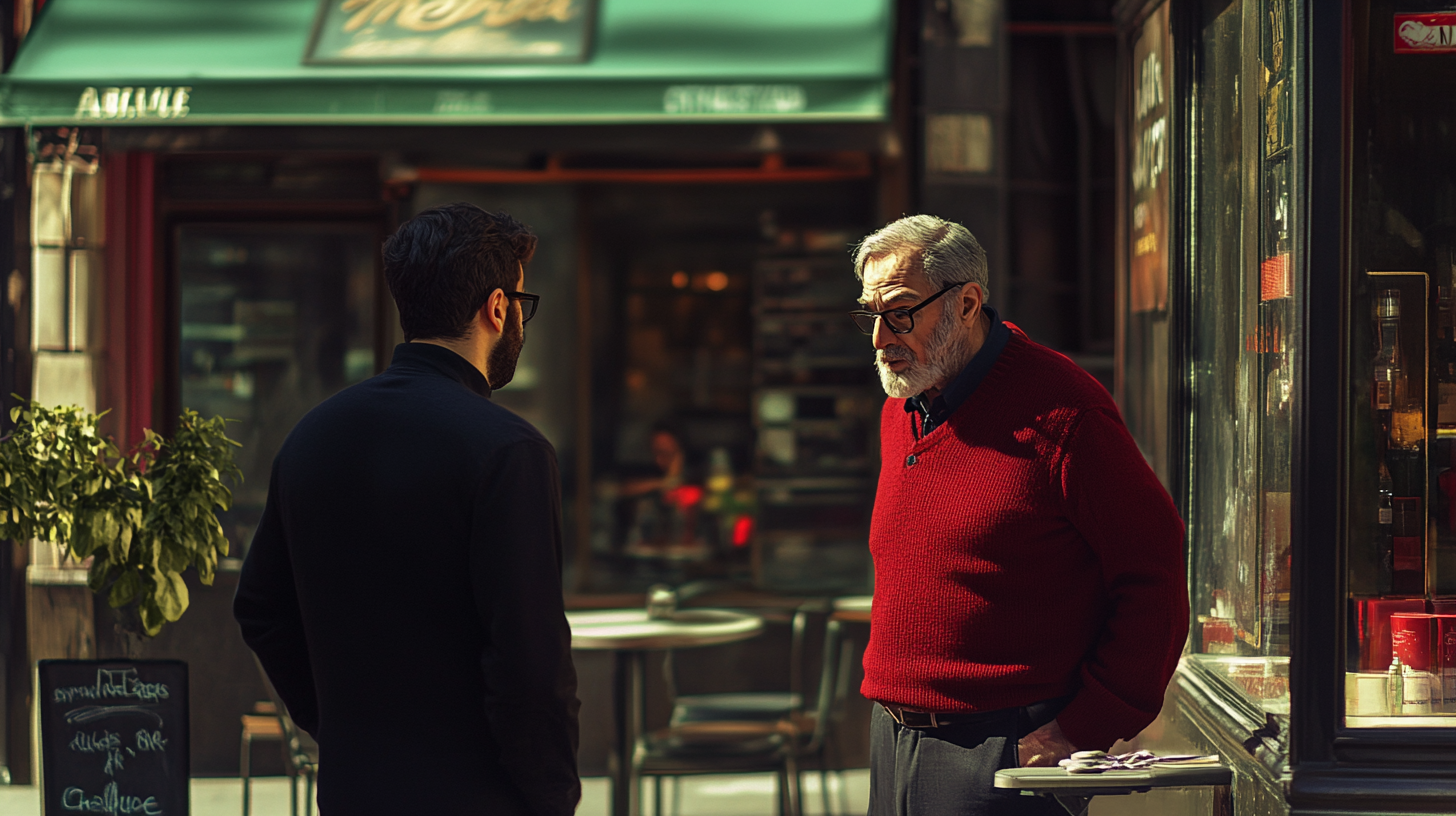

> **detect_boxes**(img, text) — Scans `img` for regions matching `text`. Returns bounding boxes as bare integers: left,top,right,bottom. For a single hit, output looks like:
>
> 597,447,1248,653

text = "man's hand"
1017,719,1077,767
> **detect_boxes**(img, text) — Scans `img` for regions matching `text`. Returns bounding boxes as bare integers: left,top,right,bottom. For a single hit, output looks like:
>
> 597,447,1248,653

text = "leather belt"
883,705,985,730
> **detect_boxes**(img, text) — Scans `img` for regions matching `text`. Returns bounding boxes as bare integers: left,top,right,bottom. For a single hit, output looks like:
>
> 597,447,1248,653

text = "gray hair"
852,215,989,300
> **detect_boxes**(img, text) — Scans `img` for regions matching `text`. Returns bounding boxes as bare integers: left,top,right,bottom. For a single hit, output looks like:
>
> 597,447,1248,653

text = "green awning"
0,0,890,125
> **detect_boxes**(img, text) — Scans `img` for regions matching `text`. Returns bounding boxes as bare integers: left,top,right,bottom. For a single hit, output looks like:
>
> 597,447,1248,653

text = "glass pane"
32,247,68,350
1186,0,1294,715
178,223,378,557
1121,3,1172,486
1344,0,1456,726
70,168,104,248
70,249,101,352
31,164,67,247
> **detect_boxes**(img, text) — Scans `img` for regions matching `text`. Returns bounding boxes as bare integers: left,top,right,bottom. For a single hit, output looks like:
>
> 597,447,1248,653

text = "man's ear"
480,288,509,334
960,283,985,323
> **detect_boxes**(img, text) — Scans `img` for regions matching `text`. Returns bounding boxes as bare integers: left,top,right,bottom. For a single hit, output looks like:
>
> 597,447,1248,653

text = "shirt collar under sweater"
904,305,1009,438
388,342,493,399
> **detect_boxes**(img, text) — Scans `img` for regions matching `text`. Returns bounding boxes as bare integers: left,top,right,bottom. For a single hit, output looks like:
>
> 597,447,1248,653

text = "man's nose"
871,316,897,350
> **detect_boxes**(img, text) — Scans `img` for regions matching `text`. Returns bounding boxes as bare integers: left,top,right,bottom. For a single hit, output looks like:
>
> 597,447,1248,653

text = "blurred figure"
235,203,580,816
617,423,709,557
620,423,689,499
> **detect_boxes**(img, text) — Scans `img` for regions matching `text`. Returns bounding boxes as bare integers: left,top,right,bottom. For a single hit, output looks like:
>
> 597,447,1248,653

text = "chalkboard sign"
37,660,189,816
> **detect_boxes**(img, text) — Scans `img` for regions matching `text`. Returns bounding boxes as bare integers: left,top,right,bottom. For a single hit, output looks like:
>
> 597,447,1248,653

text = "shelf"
1346,714,1456,728
755,478,874,493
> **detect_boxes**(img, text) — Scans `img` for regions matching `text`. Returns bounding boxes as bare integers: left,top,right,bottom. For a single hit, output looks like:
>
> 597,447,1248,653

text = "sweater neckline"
903,326,1026,451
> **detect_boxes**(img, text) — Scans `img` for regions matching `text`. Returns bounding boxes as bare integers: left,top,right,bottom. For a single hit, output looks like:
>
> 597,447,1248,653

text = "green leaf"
108,570,141,608
155,571,188,622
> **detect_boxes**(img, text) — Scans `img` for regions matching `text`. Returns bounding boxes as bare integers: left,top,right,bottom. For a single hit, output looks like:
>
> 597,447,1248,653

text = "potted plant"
0,399,241,637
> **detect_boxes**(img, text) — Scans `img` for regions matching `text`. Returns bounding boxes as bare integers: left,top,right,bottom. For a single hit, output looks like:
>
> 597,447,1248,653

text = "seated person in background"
619,423,690,499
600,423,712,557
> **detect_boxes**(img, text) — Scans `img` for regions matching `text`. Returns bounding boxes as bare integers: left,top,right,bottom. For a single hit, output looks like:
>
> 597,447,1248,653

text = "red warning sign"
1395,12,1456,53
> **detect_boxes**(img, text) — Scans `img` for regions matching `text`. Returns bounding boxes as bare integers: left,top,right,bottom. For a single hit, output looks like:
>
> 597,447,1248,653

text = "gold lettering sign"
341,0,575,31
74,87,191,121
1128,5,1170,313
307,0,595,63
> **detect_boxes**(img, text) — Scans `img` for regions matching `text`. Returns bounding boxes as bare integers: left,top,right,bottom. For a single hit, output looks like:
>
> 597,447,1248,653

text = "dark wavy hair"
382,203,538,341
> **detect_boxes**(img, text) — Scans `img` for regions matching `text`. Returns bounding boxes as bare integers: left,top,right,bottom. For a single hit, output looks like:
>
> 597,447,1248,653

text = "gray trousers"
868,700,1069,816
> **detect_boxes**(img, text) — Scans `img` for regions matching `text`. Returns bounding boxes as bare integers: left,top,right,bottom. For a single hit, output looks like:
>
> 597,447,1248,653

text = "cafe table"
831,594,872,623
568,608,765,816
994,764,1233,816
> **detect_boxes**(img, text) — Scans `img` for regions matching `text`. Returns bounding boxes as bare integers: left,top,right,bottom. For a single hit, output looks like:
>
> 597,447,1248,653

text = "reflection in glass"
1186,0,1295,716
178,224,378,556
1121,3,1172,487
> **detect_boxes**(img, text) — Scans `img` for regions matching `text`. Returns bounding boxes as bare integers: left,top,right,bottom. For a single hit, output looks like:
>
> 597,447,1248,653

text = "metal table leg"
1051,794,1091,816
611,650,647,816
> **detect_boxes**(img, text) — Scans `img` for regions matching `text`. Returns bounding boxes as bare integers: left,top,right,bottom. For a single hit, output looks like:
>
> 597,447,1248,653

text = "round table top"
833,595,873,613
567,608,765,651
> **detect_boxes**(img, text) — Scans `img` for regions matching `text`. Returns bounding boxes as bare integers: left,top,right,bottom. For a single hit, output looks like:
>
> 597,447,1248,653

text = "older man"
850,215,1187,815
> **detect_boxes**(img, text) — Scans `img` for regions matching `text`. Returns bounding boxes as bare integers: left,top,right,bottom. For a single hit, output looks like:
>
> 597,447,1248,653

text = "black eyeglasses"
503,291,540,323
849,282,969,335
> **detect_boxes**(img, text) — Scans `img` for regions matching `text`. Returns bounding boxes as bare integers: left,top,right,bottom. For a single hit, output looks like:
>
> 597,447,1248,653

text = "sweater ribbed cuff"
1055,673,1156,751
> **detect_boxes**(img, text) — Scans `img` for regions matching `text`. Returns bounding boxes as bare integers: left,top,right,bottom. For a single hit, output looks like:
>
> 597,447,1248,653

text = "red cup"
1392,613,1435,671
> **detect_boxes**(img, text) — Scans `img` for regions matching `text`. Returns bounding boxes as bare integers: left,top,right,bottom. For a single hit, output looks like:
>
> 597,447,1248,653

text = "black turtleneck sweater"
234,342,580,816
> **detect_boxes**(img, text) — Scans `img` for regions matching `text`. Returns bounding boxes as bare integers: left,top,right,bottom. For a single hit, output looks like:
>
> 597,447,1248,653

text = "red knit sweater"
861,324,1188,750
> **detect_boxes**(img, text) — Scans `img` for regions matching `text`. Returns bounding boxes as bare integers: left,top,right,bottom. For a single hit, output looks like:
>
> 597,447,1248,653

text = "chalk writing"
61,782,162,815
134,731,166,752
64,706,163,728
55,669,170,704
68,731,120,753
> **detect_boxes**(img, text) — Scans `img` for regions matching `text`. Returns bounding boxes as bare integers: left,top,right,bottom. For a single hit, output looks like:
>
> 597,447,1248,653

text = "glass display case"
1183,0,1297,717
1116,0,1456,812
1342,0,1456,728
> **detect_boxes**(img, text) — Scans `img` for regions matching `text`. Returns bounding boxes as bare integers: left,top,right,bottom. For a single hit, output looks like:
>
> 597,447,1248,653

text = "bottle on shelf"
1392,495,1425,596
1373,289,1403,413
1372,287,1425,595
1378,459,1395,594
1388,656,1405,716
1439,254,1456,428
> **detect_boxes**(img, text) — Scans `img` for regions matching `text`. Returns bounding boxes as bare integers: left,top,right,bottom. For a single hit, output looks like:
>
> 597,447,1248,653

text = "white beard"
875,305,973,399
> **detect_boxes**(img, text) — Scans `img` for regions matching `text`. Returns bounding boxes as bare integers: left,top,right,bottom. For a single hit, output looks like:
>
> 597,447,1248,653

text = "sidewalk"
0,770,871,815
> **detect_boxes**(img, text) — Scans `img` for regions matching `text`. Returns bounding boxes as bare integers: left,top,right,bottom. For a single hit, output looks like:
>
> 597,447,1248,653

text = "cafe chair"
651,598,856,816
634,718,802,816
668,599,827,726
240,702,284,816
242,657,320,816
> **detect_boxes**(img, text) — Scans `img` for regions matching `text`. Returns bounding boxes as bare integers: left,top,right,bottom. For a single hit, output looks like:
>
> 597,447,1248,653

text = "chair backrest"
663,596,826,704
251,654,320,770
801,614,851,753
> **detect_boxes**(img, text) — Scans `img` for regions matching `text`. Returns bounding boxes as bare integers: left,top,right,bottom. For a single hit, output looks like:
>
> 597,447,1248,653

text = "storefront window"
1344,0,1456,726
580,183,878,594
178,224,380,556
1185,0,1296,715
